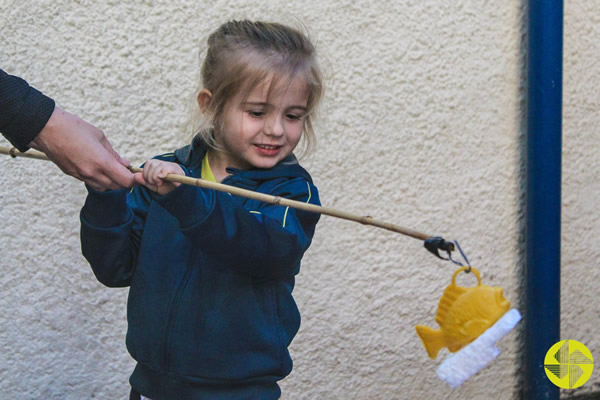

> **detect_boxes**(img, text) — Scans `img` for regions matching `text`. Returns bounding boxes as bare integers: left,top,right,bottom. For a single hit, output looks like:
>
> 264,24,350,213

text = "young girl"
80,20,323,400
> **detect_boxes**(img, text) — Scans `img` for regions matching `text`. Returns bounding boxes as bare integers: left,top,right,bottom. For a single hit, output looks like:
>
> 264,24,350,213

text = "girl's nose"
264,115,284,137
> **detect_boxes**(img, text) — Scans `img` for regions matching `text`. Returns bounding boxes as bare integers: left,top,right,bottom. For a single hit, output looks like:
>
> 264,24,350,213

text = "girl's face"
216,76,309,170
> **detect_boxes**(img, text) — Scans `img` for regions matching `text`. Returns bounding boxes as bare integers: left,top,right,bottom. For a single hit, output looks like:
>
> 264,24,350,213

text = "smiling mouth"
254,144,283,157
255,144,282,150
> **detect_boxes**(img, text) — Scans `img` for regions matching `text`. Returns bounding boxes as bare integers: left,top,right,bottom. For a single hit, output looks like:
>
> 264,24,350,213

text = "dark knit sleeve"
0,69,56,152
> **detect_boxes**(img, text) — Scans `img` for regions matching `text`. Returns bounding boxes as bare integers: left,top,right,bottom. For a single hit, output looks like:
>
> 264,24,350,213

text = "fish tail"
416,325,445,359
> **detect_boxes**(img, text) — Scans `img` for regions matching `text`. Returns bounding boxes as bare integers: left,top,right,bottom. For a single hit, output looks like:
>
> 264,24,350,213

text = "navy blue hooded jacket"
80,136,321,400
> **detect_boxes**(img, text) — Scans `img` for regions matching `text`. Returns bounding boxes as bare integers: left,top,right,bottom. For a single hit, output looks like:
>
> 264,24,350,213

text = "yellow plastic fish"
416,267,511,359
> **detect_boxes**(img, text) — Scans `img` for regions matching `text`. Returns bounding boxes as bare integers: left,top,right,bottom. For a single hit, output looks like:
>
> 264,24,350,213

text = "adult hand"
28,106,134,191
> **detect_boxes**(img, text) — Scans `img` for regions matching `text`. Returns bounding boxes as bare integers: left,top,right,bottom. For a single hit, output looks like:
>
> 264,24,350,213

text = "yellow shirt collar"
201,153,217,183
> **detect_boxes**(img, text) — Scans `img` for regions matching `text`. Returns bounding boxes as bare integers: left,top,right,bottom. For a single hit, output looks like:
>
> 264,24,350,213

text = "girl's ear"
197,89,213,111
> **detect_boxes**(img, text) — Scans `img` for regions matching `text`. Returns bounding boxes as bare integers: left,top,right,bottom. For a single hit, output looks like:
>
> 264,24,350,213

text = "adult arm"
0,69,55,150
0,69,134,190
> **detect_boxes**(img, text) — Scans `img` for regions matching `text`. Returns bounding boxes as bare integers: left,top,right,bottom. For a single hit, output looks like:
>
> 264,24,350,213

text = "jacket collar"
174,133,313,191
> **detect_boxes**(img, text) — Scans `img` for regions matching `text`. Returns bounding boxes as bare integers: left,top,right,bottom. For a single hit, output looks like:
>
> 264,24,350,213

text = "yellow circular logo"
544,340,594,389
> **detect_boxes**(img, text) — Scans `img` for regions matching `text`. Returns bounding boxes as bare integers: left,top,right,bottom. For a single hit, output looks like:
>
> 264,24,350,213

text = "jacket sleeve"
79,185,151,287
0,69,56,151
155,177,321,279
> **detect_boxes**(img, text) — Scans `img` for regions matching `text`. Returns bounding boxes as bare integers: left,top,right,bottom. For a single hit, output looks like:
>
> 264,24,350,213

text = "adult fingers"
97,136,134,188
101,160,135,190
99,134,131,167
80,154,133,191
133,172,147,187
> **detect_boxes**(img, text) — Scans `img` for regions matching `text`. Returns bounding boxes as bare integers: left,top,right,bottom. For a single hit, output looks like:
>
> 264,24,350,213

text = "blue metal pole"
525,0,562,399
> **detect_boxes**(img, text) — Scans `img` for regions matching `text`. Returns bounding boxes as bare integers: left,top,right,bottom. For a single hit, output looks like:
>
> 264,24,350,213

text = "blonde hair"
187,20,323,158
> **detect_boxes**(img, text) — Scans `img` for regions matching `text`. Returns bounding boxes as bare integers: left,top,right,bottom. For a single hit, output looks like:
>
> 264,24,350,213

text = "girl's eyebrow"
242,101,308,112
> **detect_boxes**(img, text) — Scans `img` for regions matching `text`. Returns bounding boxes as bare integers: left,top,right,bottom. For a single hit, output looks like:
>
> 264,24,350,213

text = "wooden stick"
0,146,50,160
1,145,432,241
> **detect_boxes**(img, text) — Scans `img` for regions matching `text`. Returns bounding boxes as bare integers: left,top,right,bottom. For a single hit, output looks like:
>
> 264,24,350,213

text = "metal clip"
424,237,455,260
424,237,471,272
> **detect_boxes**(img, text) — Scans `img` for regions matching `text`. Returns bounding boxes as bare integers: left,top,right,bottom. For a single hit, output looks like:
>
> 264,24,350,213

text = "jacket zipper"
161,260,194,399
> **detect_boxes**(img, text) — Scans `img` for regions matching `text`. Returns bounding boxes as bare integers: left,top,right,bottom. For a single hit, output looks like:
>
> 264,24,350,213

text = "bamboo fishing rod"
0,145,455,255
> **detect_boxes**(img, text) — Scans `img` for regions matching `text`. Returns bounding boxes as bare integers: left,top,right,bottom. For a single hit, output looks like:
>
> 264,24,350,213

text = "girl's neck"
206,149,233,183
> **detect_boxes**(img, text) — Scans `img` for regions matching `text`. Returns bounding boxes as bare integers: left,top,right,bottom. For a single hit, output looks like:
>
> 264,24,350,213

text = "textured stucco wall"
0,1,598,399
561,1,600,397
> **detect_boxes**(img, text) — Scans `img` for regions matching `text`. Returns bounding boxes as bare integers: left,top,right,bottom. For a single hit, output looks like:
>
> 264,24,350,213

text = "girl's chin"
249,154,289,169
250,159,279,169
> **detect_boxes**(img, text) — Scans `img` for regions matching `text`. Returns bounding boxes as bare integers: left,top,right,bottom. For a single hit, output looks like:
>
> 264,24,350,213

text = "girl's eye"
286,114,303,121
248,110,265,118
